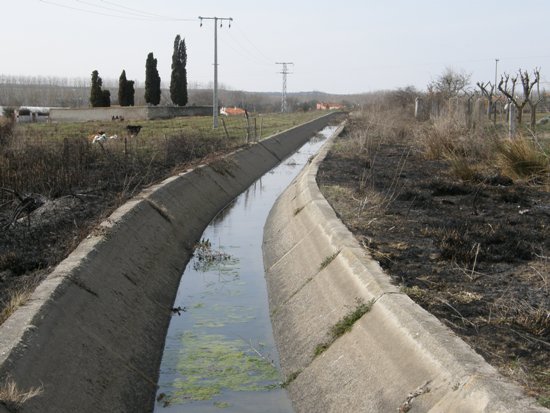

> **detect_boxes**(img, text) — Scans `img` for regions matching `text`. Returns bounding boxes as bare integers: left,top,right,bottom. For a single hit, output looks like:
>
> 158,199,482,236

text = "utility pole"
276,62,293,112
199,16,233,128
494,58,499,94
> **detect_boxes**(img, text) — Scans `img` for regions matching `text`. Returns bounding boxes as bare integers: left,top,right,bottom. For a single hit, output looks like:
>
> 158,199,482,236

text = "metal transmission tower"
276,62,293,112
199,16,233,128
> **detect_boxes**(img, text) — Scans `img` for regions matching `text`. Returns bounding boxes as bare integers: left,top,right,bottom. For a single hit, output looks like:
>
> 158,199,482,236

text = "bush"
0,117,14,146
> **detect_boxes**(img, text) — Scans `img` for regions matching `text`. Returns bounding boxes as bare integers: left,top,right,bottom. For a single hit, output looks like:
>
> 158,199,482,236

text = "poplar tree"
145,52,161,105
170,35,188,106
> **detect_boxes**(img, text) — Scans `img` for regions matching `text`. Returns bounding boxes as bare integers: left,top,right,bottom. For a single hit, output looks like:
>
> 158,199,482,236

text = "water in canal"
154,126,337,413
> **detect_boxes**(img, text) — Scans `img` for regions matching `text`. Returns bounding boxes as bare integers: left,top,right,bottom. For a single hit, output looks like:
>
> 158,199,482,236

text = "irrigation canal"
154,126,337,412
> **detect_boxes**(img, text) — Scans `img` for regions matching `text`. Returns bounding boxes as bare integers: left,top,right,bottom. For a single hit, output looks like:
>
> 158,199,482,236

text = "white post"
508,103,516,138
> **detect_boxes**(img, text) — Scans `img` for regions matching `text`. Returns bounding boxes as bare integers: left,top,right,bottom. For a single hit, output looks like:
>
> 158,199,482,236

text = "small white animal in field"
92,133,107,144
108,134,118,140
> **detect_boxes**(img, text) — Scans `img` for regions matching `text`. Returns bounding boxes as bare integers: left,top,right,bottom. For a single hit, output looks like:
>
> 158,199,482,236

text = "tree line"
90,35,187,108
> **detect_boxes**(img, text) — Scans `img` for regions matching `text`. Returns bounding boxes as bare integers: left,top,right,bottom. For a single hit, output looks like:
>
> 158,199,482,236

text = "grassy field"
1,111,328,198
16,111,325,143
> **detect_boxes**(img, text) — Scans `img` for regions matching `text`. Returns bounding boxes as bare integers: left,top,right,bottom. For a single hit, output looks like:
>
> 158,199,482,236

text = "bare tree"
525,69,543,129
476,81,496,125
498,69,541,126
389,85,418,109
428,67,471,99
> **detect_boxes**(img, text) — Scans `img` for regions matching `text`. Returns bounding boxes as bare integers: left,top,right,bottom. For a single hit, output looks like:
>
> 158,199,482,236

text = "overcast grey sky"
3,0,550,94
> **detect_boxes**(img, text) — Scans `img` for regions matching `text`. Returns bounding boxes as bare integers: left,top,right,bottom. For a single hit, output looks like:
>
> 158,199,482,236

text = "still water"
154,126,337,413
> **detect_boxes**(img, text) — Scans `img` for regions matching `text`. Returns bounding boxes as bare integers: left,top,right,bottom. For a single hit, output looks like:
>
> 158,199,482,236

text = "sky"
2,0,550,95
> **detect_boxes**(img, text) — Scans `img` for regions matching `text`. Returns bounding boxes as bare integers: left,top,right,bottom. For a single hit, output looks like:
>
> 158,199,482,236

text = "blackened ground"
317,124,550,406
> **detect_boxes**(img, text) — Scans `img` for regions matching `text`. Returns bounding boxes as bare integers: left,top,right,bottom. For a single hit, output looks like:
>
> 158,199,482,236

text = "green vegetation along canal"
154,126,337,412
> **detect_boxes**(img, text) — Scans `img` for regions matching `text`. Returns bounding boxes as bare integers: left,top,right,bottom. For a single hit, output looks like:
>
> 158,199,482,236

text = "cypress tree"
90,70,111,107
101,90,111,107
145,52,161,106
126,80,135,106
170,35,188,106
90,70,103,107
118,70,128,106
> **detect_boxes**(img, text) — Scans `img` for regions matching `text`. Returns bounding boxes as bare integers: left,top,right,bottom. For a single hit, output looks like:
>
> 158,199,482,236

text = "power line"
234,26,274,65
98,0,190,20
225,31,272,68
276,62,293,112
38,0,195,21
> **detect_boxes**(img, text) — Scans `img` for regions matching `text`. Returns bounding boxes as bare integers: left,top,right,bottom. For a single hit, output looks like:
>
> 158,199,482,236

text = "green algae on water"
167,332,281,405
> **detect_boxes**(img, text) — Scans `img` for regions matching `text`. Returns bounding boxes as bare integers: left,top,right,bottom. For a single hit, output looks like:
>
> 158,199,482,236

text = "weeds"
0,377,43,410
293,206,304,216
319,250,340,271
313,298,374,357
281,370,302,388
192,238,232,272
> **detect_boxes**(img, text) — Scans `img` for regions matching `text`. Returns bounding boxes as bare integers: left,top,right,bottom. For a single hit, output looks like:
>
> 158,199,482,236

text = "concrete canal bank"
263,123,548,413
0,113,338,413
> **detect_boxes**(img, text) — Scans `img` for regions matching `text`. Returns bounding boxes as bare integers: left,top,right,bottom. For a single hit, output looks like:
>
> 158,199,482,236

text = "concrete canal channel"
0,113,339,413
153,127,338,412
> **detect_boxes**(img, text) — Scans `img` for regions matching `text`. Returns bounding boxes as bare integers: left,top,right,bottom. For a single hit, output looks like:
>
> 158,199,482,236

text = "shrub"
0,117,14,146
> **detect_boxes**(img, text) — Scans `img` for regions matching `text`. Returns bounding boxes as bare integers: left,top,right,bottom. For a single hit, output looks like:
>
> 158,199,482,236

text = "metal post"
214,18,218,128
494,58,499,95
199,16,233,129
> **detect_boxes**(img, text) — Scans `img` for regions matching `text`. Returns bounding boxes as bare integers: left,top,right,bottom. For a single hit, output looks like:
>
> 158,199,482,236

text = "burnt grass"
317,123,550,405
0,133,239,322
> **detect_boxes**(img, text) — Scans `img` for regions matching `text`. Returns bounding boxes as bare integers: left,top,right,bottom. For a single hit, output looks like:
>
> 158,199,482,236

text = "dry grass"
443,151,477,181
415,116,463,159
497,136,549,182
0,279,38,325
415,112,549,184
0,377,43,410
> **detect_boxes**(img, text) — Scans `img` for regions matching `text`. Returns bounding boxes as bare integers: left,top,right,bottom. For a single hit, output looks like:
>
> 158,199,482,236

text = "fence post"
508,103,516,138
221,117,230,140
414,97,424,121
259,117,263,139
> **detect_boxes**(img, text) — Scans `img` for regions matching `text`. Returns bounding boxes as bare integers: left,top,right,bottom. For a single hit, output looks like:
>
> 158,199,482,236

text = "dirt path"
317,115,550,407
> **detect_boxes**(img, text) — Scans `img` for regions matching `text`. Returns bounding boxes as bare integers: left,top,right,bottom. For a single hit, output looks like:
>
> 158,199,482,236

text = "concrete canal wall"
263,123,548,413
0,113,339,413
